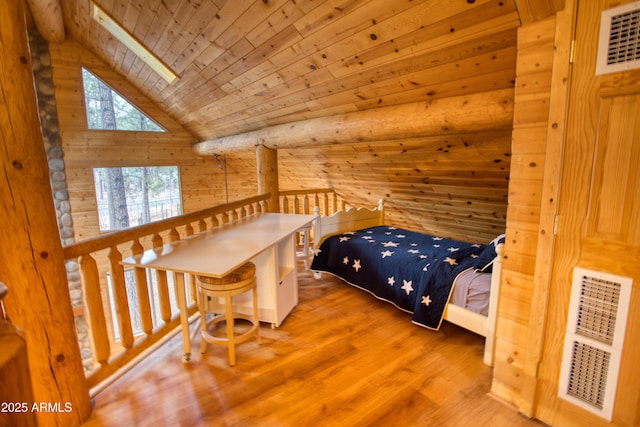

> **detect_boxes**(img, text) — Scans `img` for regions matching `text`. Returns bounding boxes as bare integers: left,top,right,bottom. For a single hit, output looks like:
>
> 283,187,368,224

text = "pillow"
473,233,506,273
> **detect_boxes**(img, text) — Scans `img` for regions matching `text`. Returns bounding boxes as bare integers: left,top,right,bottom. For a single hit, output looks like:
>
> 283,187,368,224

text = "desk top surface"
122,213,316,278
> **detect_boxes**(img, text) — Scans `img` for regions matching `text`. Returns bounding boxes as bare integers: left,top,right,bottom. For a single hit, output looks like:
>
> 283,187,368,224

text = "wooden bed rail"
63,193,271,393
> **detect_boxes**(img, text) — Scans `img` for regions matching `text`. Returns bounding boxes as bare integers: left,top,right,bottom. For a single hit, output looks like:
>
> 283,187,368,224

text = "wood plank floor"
82,269,543,427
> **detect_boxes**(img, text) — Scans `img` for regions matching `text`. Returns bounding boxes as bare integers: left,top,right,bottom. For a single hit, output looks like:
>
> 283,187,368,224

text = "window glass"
94,166,182,231
82,68,164,132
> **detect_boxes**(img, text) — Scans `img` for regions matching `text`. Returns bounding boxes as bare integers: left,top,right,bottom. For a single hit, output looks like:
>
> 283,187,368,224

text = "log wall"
278,125,512,244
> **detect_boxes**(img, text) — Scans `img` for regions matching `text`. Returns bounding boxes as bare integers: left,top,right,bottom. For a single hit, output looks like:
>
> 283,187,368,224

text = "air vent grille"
575,275,620,344
596,1,640,75
558,267,632,420
607,9,640,66
566,341,611,409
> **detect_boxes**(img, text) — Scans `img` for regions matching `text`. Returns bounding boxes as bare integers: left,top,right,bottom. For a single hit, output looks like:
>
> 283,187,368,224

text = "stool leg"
253,287,261,345
225,293,236,366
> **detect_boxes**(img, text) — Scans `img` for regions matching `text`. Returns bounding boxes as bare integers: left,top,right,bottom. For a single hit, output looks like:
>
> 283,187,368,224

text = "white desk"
122,213,316,361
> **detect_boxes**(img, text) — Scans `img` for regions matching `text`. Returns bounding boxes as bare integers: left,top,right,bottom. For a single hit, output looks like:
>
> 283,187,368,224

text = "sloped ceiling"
28,0,560,145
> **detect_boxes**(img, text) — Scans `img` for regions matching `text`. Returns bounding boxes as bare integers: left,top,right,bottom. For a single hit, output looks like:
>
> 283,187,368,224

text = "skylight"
91,1,178,84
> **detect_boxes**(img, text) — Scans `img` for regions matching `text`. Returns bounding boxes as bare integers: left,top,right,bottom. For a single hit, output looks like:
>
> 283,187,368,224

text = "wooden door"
535,0,640,425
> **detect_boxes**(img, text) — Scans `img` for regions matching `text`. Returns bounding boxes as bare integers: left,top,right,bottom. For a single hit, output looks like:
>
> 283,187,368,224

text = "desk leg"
173,272,191,362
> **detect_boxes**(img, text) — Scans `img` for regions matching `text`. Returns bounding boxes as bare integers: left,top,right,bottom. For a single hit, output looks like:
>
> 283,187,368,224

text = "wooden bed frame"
311,200,503,366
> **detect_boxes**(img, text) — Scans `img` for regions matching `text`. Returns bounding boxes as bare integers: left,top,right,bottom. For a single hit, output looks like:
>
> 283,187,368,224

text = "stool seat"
197,262,261,366
198,262,256,287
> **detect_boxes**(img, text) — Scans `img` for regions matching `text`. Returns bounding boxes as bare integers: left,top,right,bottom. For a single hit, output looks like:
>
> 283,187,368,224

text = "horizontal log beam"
193,89,514,156
25,0,65,43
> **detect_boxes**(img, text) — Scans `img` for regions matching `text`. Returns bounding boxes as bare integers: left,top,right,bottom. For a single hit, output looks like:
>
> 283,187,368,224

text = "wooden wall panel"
278,126,511,243
490,15,556,408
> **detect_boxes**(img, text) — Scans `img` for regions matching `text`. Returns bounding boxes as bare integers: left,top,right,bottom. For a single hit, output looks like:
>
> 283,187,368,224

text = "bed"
310,200,504,366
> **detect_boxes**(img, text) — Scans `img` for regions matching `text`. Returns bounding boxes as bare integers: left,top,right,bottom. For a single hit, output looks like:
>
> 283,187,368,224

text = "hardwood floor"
82,269,542,427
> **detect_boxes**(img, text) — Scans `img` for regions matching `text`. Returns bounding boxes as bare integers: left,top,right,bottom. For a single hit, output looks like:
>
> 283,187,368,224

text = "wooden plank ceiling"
53,0,538,142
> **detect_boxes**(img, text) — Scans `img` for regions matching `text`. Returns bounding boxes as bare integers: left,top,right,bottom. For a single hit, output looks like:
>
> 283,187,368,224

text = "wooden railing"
279,188,347,216
64,189,345,395
63,194,270,393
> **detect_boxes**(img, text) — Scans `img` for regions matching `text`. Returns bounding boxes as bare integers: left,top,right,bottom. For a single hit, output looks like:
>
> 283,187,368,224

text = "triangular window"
81,68,164,132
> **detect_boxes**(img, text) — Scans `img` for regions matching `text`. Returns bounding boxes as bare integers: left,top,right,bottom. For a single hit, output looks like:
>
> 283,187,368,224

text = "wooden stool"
197,262,261,366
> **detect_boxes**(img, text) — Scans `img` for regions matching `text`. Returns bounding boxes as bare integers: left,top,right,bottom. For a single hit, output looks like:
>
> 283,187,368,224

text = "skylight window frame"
91,1,179,84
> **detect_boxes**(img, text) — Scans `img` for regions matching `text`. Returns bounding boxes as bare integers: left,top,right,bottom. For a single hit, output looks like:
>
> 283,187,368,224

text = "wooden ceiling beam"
193,89,514,156
24,0,65,43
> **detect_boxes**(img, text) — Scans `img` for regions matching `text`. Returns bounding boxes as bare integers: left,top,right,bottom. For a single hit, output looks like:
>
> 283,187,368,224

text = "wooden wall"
534,0,640,425
47,36,512,246
278,127,512,244
489,14,557,409
492,2,640,426
48,40,257,241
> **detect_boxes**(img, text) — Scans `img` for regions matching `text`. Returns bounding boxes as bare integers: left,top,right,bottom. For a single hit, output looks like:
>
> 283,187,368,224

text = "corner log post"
257,146,280,213
193,88,514,155
24,0,66,43
0,1,91,426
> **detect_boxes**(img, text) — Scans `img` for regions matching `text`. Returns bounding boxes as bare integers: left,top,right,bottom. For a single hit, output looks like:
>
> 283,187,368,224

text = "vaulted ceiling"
28,0,562,147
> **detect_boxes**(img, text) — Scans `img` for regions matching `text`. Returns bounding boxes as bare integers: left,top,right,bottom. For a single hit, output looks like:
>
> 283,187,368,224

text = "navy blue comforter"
310,226,486,330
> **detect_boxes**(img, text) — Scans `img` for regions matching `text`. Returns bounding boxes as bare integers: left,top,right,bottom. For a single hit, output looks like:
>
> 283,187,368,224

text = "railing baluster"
108,246,134,349
185,223,194,248
313,193,319,215
146,233,171,324
303,194,309,214
155,267,172,324
79,254,110,366
167,227,195,304
169,227,180,242
131,239,153,335
323,193,329,216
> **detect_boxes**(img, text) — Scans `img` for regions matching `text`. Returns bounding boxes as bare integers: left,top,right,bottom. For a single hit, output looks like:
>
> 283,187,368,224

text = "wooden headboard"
312,199,384,250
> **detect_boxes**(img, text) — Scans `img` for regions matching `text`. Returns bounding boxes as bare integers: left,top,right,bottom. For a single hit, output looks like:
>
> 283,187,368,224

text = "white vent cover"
596,1,640,75
558,267,633,420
